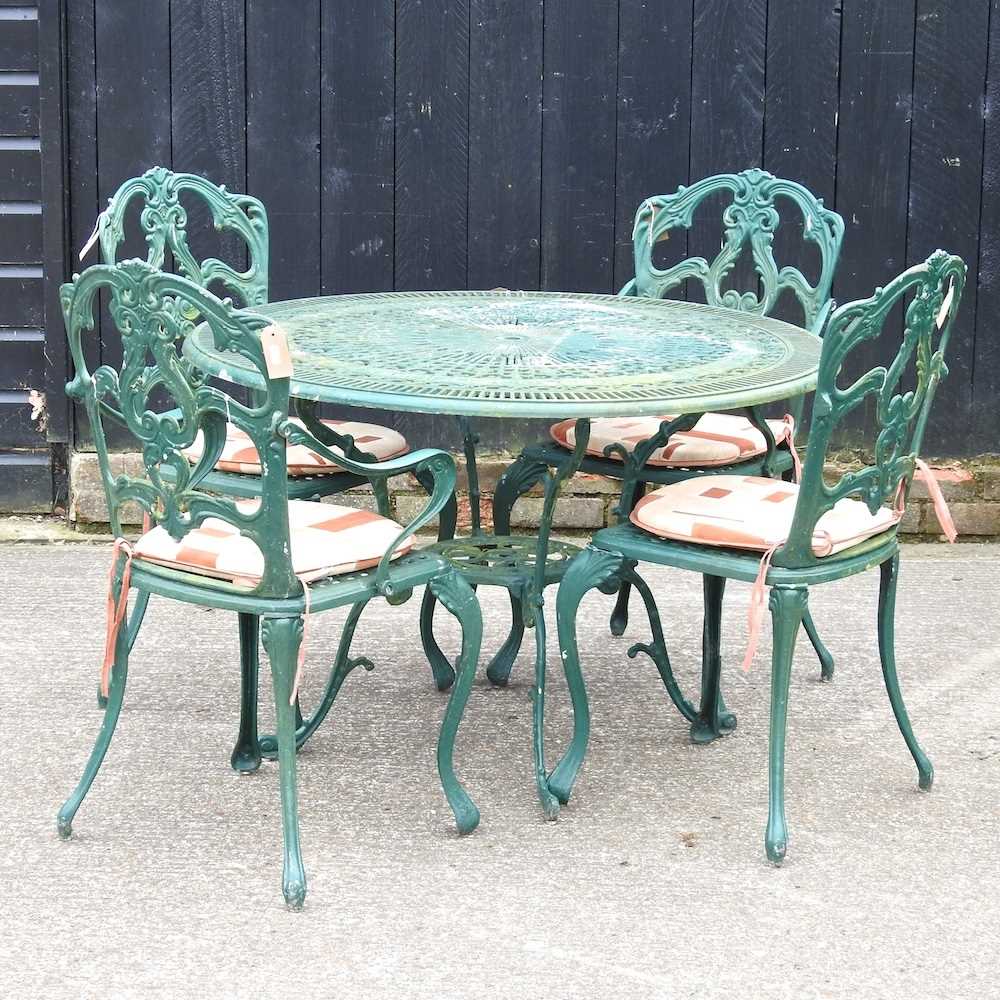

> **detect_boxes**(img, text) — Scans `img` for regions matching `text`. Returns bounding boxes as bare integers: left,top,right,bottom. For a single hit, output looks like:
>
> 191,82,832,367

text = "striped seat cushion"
133,499,414,586
184,418,408,476
550,412,791,468
631,475,899,557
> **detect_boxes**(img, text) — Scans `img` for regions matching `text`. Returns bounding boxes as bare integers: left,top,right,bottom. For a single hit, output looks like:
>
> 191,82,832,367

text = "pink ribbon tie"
101,538,134,698
913,459,958,543
781,414,803,483
742,541,782,673
289,577,312,705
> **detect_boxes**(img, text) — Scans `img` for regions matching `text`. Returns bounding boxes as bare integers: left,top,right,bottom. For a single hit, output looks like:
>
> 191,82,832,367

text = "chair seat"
630,475,900,557
184,418,408,476
550,412,791,467
133,499,414,587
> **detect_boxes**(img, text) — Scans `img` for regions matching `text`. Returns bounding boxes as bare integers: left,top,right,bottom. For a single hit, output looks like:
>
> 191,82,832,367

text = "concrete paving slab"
1,542,998,999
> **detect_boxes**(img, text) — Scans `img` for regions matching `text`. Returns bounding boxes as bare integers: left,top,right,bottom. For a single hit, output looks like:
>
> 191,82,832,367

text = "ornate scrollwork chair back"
92,165,269,308
777,249,966,568
625,167,845,334
62,258,299,597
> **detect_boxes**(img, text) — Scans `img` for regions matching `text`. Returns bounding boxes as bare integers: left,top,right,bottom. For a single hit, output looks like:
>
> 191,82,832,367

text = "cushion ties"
908,459,958,543
742,541,783,673
101,538,134,698
289,576,312,706
781,414,803,483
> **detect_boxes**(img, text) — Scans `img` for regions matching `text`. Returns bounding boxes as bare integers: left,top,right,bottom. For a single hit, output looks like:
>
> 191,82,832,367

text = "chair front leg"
765,586,807,864
429,571,482,835
878,553,933,790
484,589,525,687
261,616,307,910
419,587,458,692
803,607,835,681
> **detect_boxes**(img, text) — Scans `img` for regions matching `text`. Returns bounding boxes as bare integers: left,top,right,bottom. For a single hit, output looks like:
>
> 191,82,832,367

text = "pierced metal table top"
184,290,821,418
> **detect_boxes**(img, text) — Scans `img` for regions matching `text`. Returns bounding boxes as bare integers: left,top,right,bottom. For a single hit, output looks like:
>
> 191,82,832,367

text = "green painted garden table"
185,290,821,816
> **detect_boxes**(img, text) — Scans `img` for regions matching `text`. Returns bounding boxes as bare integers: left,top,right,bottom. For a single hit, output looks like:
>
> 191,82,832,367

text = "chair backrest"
775,249,966,567
92,166,269,307
625,168,845,333
62,259,299,597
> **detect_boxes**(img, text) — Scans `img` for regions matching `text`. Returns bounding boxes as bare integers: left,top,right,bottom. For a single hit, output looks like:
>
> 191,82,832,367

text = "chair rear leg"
430,572,482,834
878,553,933,790
262,616,307,910
691,574,738,744
765,586,807,864
802,607,835,681
60,606,131,838
231,613,262,773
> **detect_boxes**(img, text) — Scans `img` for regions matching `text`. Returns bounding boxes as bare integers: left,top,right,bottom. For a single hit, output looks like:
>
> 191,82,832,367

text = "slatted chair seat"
550,413,793,468
134,499,414,586
184,419,409,476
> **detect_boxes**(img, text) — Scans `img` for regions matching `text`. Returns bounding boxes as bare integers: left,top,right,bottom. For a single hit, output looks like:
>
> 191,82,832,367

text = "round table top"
184,290,821,419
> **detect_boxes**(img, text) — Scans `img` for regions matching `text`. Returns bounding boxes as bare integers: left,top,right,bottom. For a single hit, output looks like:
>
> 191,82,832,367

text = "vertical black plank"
763,0,839,204
467,0,543,291
395,0,469,291
835,0,915,441
94,0,171,444
320,0,394,294
65,0,96,446
540,1,618,293
614,0,692,291
975,1,1000,450
39,0,69,446
246,0,321,301
689,0,766,291
908,0,989,455
170,0,247,273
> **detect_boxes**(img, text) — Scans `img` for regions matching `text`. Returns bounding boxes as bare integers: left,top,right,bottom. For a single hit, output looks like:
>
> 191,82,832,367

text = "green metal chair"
549,249,965,863
87,168,453,720
490,169,845,682
57,260,483,908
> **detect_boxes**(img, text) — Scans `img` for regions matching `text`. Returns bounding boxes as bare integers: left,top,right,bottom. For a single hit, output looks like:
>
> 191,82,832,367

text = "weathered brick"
908,465,977,501
69,450,144,525
981,465,1000,501
509,496,606,529
897,501,924,534
948,502,1000,537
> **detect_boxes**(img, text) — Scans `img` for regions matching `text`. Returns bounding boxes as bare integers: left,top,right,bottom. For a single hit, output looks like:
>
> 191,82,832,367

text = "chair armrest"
280,420,456,595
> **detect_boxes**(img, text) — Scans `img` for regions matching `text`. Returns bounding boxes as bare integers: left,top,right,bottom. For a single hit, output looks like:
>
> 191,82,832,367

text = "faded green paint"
57,260,483,909
552,250,966,863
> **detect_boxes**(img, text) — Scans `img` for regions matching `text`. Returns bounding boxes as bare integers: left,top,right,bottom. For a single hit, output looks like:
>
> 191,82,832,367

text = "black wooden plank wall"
21,0,1000,481
0,1,49,510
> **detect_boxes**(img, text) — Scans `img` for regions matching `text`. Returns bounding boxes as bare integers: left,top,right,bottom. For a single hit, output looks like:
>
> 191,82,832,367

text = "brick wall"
68,451,1000,538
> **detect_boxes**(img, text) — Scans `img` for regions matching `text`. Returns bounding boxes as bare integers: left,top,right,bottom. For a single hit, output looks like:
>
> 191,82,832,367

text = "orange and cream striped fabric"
549,412,791,468
184,418,408,476
132,499,414,587
630,475,900,557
